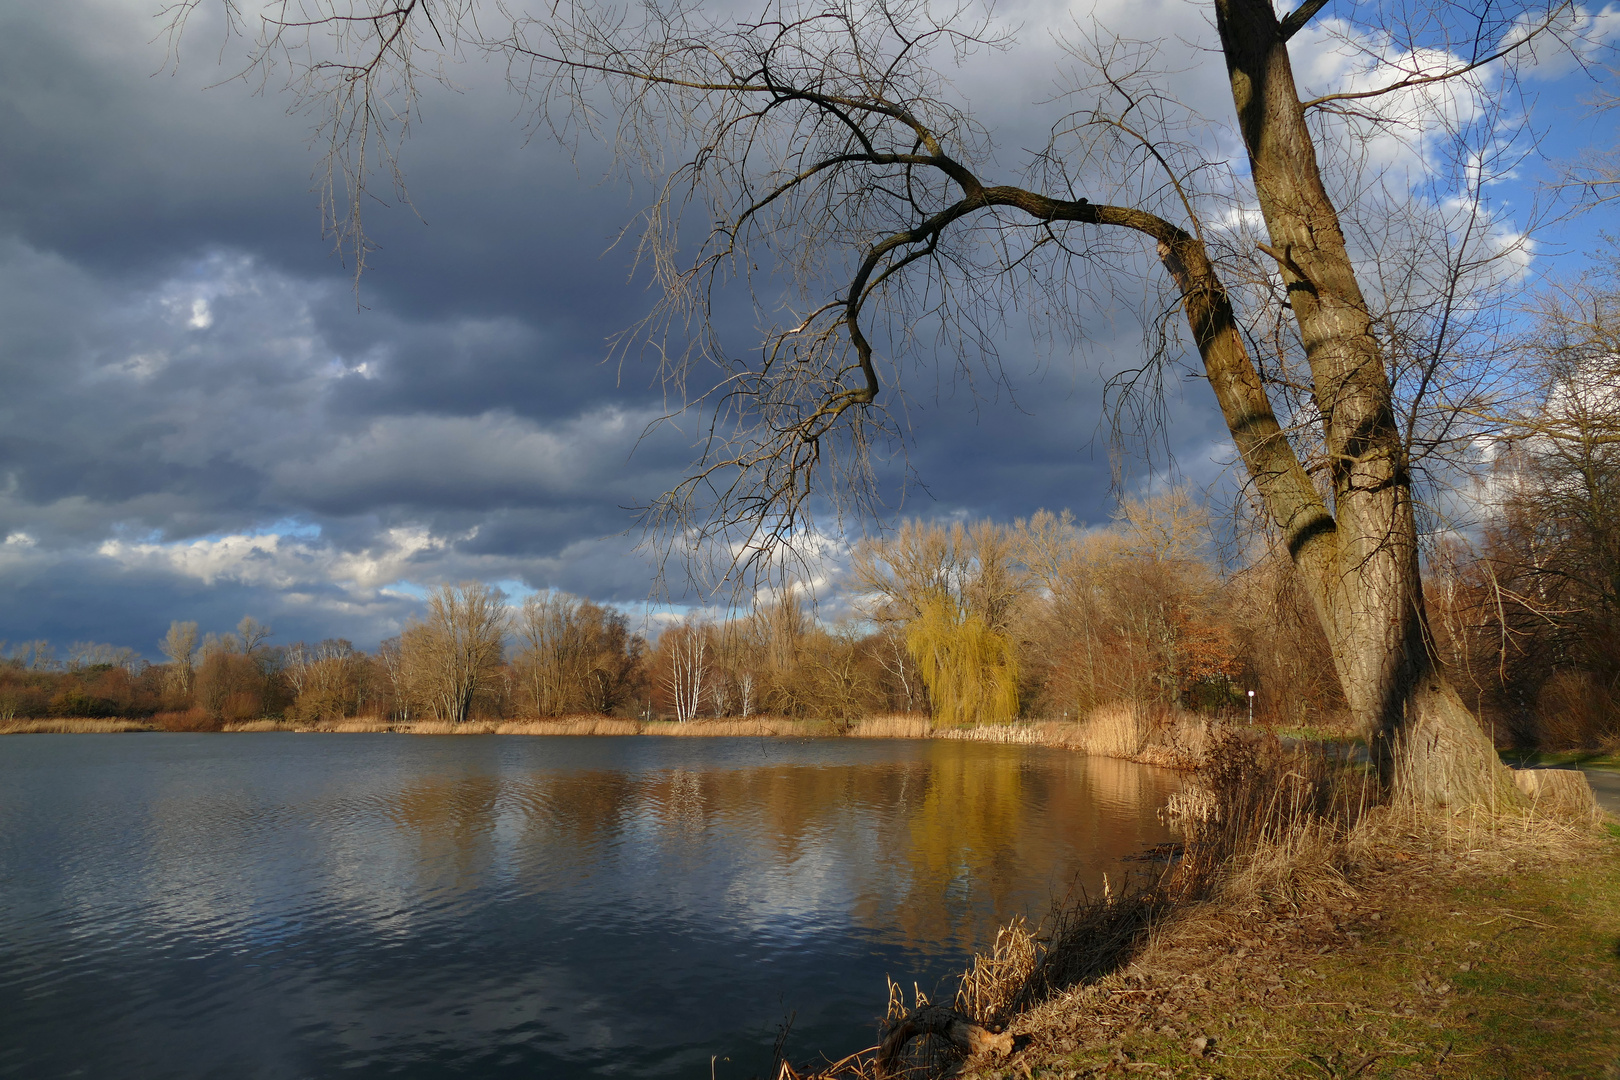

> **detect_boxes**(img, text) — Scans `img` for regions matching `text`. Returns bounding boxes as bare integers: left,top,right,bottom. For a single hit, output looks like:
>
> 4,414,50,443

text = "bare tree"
514,590,586,716
159,620,199,700
1015,497,1236,716
237,616,273,654
530,0,1590,800
375,635,409,721
714,619,766,717
1435,256,1620,746
168,0,1599,803
400,582,510,723
661,619,709,722
284,638,368,721
872,624,921,713
66,642,138,672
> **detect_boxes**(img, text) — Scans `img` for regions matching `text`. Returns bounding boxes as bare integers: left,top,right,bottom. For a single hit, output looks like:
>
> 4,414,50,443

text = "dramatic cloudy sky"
0,0,1613,657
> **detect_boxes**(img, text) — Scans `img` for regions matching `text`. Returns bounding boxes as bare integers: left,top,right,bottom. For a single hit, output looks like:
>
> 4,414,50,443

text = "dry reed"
495,716,643,736
0,717,154,734
646,717,833,737
848,715,933,739
954,918,1038,1028
220,719,295,732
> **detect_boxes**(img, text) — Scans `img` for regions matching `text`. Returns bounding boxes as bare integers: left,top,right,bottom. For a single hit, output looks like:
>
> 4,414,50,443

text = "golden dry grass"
645,716,835,737
848,714,933,738
0,705,1217,769
494,716,643,736
0,717,154,734
979,824,1620,1080
1063,702,1210,767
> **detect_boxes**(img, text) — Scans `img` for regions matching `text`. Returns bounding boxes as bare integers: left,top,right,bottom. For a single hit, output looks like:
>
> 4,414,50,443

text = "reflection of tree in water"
858,747,1181,954
376,745,1178,968
886,744,1026,952
508,769,641,879
662,768,707,835
387,773,501,896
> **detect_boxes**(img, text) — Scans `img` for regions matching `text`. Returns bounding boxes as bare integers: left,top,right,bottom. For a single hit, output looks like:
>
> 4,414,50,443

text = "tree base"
1385,681,1522,813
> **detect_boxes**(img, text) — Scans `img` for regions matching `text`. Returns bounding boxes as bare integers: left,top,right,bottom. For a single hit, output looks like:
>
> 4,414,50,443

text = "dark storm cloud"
0,0,1256,654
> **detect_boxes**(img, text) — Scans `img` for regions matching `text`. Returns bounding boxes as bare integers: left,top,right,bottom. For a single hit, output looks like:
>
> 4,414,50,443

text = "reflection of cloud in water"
296,741,1182,958
0,735,1184,1080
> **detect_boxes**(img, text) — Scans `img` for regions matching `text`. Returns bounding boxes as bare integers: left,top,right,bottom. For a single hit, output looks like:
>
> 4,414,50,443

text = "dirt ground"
963,826,1620,1080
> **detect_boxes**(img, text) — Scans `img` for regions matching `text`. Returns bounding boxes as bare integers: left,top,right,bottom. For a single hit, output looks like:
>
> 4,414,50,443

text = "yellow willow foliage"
906,595,1020,726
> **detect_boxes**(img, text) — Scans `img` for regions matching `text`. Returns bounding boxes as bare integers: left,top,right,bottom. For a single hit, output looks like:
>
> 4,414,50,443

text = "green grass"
1499,748,1620,772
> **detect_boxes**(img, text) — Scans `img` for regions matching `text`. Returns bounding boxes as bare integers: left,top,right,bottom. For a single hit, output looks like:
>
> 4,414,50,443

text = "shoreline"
9,714,1616,1077
0,709,1213,769
959,823,1620,1080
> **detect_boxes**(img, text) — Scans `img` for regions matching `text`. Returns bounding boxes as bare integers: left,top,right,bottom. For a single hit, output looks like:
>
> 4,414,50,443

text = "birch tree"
662,620,709,721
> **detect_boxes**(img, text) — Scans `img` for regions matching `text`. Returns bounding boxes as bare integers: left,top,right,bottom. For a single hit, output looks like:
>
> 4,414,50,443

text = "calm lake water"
0,734,1179,1079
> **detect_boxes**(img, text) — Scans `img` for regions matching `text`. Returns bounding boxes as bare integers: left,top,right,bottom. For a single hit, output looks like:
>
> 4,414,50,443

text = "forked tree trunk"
1166,0,1519,807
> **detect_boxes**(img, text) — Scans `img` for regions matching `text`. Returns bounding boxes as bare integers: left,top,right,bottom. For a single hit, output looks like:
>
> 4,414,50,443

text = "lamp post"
1247,689,1255,725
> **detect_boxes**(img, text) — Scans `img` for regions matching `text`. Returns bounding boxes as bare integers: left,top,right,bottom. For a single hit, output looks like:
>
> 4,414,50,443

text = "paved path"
1580,767,1620,818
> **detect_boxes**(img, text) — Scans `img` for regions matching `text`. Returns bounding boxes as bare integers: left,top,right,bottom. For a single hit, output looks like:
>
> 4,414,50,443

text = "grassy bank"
814,731,1617,1080
969,826,1620,1080
1501,748,1620,772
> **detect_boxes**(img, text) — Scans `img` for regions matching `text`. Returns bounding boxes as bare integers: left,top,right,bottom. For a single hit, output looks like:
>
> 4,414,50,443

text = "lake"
0,734,1180,1079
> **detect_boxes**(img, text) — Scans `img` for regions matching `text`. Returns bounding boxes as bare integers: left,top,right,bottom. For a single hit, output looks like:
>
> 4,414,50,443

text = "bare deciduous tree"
159,620,199,700
401,582,510,724
661,619,709,722
1015,497,1236,716
285,638,369,721
515,590,587,717
237,616,273,655
1432,257,1620,746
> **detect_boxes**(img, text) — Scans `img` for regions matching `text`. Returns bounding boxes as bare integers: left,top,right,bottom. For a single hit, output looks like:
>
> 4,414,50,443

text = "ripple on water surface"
0,733,1179,1079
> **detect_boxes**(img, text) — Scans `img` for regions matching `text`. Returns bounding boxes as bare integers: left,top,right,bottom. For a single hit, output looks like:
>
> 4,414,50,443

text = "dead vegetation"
774,729,1610,1080
5,707,1212,770
0,716,154,734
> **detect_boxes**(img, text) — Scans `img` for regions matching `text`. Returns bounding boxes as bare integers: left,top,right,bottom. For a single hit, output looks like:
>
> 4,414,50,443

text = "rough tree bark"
1209,0,1510,804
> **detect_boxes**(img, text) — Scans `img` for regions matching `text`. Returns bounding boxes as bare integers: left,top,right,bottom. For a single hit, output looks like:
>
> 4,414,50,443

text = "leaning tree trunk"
1192,0,1517,808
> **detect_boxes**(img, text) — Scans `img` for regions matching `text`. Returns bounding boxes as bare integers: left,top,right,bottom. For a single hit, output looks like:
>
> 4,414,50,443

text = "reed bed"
0,717,154,734
847,715,933,739
854,706,1210,768
644,717,834,737
5,706,1214,771
495,716,643,736
220,719,296,732
922,705,1211,766
1060,703,1211,768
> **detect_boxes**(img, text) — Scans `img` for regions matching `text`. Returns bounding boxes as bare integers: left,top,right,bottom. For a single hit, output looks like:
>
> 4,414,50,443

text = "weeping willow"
906,594,1020,726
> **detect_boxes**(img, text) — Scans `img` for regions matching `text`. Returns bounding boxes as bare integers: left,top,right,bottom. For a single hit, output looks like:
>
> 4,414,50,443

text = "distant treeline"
4,467,1615,748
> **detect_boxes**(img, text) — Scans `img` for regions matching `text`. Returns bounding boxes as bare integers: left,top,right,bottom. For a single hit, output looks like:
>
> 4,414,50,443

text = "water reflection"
0,735,1178,1080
